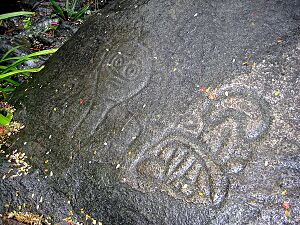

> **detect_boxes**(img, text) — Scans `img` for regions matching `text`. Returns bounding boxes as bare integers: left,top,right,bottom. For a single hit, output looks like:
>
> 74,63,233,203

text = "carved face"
47,43,152,139
96,46,152,103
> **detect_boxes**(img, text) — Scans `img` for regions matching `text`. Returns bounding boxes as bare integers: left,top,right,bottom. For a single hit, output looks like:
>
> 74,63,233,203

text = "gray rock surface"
1,0,300,224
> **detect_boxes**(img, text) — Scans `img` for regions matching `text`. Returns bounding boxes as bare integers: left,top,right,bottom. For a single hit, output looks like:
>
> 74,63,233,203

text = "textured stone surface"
1,0,300,224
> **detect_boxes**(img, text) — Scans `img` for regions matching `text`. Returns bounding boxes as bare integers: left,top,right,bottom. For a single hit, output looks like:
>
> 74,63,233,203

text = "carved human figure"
49,43,152,141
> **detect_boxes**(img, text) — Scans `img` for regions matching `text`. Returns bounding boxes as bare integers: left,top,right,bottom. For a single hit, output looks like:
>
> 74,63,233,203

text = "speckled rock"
0,0,299,224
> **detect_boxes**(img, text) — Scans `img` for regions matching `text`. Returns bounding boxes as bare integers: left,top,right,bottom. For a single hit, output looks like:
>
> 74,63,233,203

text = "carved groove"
123,85,270,207
49,43,152,141
200,86,271,170
127,137,229,207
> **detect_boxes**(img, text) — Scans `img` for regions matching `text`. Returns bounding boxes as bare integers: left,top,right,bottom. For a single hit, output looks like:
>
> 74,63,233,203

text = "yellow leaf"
7,211,16,218
206,86,211,93
273,90,280,97
285,210,290,217
208,93,216,100
63,217,72,222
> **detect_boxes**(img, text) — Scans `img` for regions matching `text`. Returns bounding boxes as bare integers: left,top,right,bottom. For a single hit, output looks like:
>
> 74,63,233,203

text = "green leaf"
1,56,39,63
0,88,8,97
71,4,89,21
0,66,44,80
0,45,23,62
65,0,71,15
0,47,56,94
3,48,58,64
0,65,8,70
25,48,58,58
0,87,16,92
0,12,34,21
0,87,17,97
0,113,11,125
71,0,78,13
1,56,28,62
1,48,57,75
5,78,20,86
50,0,66,20
6,111,13,123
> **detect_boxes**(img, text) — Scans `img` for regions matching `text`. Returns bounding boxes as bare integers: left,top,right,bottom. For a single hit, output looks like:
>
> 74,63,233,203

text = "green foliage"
0,111,13,125
0,102,14,125
0,46,58,96
44,20,60,33
50,0,65,20
50,0,90,21
0,11,34,21
22,17,32,29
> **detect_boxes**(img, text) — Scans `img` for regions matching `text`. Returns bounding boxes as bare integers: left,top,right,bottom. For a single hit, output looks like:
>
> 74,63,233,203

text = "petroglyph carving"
123,85,271,206
125,135,229,207
200,85,271,171
80,46,151,136
49,43,152,139
104,52,142,91
202,86,270,141
72,44,152,138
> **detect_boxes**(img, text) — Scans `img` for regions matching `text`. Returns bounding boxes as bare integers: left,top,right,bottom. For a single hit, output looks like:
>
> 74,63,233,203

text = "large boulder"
1,0,300,224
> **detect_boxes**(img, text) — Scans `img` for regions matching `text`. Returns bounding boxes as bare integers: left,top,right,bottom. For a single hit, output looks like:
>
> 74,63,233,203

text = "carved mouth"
127,137,229,207
106,75,124,88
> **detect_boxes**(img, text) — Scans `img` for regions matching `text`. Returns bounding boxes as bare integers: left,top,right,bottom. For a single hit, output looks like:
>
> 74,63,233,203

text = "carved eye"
111,54,124,68
124,63,139,80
